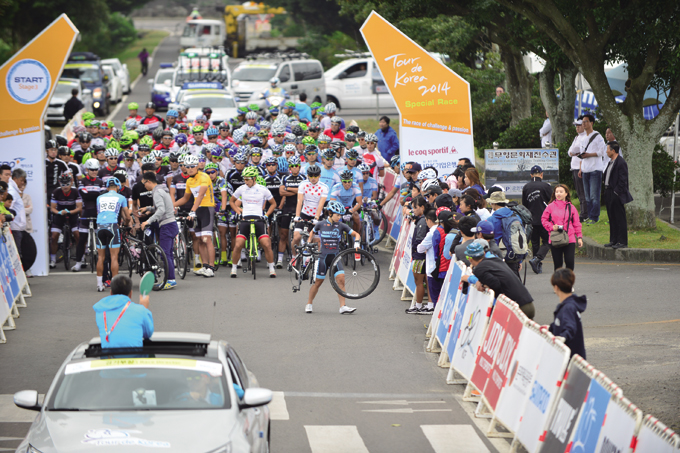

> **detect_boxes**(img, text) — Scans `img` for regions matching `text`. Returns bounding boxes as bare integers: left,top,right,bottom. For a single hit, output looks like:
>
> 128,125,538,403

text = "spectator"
603,141,633,249
138,48,149,76
416,209,450,308
462,188,490,220
541,184,583,271
568,119,588,222
488,190,524,279
404,196,431,315
540,111,552,147
605,128,622,157
458,195,482,223
295,93,313,122
464,168,486,196
19,179,33,275
63,88,84,122
461,241,535,319
375,116,400,161
0,182,13,225
492,85,505,103
8,168,27,260
140,172,178,290
453,216,478,265
577,113,607,224
93,274,153,348
522,165,552,274
471,220,502,258
548,268,586,359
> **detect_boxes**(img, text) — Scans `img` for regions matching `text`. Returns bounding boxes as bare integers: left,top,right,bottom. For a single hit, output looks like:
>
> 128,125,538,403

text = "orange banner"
0,14,79,137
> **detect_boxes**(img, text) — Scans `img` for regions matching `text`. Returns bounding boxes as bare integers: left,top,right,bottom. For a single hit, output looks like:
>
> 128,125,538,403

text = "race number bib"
99,200,119,212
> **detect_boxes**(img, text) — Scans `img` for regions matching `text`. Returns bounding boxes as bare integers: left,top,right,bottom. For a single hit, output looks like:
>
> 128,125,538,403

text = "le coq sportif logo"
6,59,51,104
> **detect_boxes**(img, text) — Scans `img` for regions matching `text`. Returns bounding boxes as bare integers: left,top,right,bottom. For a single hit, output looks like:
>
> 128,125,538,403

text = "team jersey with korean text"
329,182,361,208
361,176,379,198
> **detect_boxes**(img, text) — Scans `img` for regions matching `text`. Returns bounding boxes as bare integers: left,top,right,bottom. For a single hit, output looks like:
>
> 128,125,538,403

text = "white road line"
358,400,446,405
0,395,41,423
46,272,94,276
421,425,490,453
305,426,369,453
282,391,452,399
269,391,289,420
362,408,452,414
0,437,23,441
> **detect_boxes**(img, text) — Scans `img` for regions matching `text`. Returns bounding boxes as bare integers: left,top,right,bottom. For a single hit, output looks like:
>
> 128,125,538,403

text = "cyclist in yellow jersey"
173,155,216,277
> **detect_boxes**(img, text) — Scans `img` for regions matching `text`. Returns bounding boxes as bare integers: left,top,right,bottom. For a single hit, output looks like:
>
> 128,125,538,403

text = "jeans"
582,171,603,221
159,221,179,280
572,169,587,219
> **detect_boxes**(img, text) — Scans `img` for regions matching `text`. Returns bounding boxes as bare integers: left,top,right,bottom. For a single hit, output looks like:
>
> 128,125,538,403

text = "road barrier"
385,207,678,452
0,226,33,343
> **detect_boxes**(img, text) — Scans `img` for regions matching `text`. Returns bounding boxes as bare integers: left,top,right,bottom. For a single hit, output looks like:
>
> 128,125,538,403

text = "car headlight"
206,442,231,453
92,87,102,98
93,101,101,108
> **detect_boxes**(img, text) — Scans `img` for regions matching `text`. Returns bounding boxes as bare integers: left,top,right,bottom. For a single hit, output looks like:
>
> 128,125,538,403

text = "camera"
557,225,564,232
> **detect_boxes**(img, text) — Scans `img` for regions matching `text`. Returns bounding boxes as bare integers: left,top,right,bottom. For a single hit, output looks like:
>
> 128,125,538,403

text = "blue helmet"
327,200,345,215
175,133,188,146
206,127,219,137
390,155,400,167
107,177,121,190
210,146,224,158
166,109,178,118
249,136,264,147
277,156,289,174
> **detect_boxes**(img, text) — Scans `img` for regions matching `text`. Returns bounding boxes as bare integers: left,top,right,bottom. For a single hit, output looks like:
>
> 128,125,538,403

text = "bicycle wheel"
89,229,97,273
251,255,256,280
269,220,279,258
212,225,221,268
146,244,169,291
118,244,133,278
174,234,187,280
369,210,389,246
63,225,71,270
329,249,380,299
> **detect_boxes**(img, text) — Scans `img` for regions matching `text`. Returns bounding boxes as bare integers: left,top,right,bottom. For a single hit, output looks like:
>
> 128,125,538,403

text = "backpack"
500,206,532,262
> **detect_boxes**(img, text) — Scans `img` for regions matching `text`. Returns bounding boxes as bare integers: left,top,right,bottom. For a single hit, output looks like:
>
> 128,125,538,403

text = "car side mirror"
239,388,272,409
14,390,41,411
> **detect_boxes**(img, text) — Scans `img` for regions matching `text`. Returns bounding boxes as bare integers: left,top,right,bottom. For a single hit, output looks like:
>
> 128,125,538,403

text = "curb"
581,237,680,263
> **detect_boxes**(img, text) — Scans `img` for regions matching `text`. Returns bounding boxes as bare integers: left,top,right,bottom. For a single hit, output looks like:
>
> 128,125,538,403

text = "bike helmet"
149,149,163,159
82,111,96,121
58,173,73,185
125,119,138,130
304,144,319,155
317,134,331,144
306,164,321,177
79,132,93,143
347,125,360,134
283,144,297,154
178,123,189,132
237,106,248,115
269,106,279,115
270,77,280,87
127,131,140,141
284,133,296,143
390,155,401,167
151,126,164,142
113,169,127,182
168,151,181,161
422,179,442,194
327,200,345,215
84,158,100,170
112,127,123,141
301,136,316,146
330,141,345,151
249,136,264,147
324,102,337,114
233,152,248,164
264,156,277,166
259,120,271,130
92,143,106,153
161,129,173,138
291,125,304,137
251,147,264,157
365,133,378,143
357,130,367,139
141,155,156,165
418,168,437,181
184,154,199,166
204,162,219,171
330,116,342,124
192,125,204,134
271,125,285,136
321,149,336,160
245,111,258,120
107,177,121,190
243,125,257,134
178,154,187,164
138,143,151,152
345,132,356,142
218,122,231,131
248,103,259,112
310,102,322,110
339,169,354,181
242,166,260,179
358,163,371,173
175,133,188,146
278,156,290,173
166,109,178,118
287,155,300,166
270,144,283,155
128,102,139,110
345,149,359,160
206,127,219,137
232,129,245,144
104,148,119,158
256,176,266,186
308,121,321,132
210,146,224,158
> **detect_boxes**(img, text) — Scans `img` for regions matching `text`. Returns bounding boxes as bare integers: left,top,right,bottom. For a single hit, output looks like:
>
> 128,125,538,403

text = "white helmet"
245,111,258,120
418,168,437,181
141,155,156,165
104,148,119,158
270,77,280,87
84,158,100,170
421,179,440,192
150,149,163,158
324,102,337,114
178,154,187,164
184,154,199,166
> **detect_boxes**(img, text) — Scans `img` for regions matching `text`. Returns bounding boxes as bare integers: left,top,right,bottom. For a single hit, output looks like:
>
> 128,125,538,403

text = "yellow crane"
220,2,288,57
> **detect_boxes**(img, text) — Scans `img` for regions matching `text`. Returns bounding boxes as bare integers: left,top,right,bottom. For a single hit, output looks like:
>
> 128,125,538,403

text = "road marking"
0,395,41,423
305,426,369,453
362,408,453,414
282,391,452,399
577,261,680,266
592,318,680,328
421,425,490,453
358,400,446,405
269,391,289,420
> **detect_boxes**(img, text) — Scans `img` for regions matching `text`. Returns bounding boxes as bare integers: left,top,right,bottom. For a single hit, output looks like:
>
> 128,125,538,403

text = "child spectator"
548,268,587,358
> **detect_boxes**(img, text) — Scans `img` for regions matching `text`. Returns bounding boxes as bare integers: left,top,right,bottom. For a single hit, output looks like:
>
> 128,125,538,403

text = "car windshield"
54,83,77,96
185,96,235,108
183,24,198,37
63,66,100,84
156,71,174,85
47,358,231,411
232,66,277,82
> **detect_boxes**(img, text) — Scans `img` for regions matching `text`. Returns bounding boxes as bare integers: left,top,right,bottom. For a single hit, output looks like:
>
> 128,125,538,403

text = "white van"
180,20,225,49
324,57,397,112
231,57,326,108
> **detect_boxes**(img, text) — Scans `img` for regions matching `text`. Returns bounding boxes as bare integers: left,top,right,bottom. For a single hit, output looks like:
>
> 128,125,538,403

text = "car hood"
49,96,69,105
188,107,238,124
29,409,240,452
153,85,172,93
233,81,268,93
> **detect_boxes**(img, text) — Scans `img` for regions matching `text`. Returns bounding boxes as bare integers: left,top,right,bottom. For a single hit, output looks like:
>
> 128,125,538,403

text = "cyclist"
301,145,319,175
229,166,277,278
345,131,357,151
171,133,188,153
121,150,140,187
58,146,82,184
307,122,321,144
95,177,132,292
173,154,217,277
329,169,362,232
319,102,345,130
217,123,232,147
166,109,179,129
98,148,121,184
323,116,345,142
283,143,297,161
126,102,142,122
170,154,200,270
353,130,367,156
205,162,232,265
292,163,327,252
380,155,404,209
244,111,260,130
72,159,105,271
304,200,360,315
359,163,379,201
317,134,331,151
342,149,363,190
150,149,170,178
362,133,386,178
319,149,341,190
45,140,69,197
277,156,305,267
140,102,165,130
268,125,286,148
331,141,346,170
189,125,207,150
248,148,267,176
206,127,220,145
49,173,83,268
154,130,173,153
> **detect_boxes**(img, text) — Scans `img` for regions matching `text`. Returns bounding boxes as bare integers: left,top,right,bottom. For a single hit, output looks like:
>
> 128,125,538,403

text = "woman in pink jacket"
541,184,583,271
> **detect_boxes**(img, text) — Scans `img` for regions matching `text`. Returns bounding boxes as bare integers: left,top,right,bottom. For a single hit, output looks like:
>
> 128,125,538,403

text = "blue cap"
465,241,485,259
531,165,543,174
471,220,494,235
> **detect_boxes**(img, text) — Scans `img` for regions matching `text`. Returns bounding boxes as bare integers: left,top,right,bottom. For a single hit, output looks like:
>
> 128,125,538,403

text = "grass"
112,30,169,82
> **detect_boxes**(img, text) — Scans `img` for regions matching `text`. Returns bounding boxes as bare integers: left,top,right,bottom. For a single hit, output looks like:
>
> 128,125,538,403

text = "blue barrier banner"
0,237,19,307
389,210,402,241
436,264,463,346
446,289,469,362
569,379,612,453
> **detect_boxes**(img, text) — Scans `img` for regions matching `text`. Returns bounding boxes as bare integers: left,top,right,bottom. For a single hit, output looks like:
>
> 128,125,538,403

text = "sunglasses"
289,165,300,168
155,157,163,160
266,163,277,166
272,152,282,156
347,157,357,161
185,165,197,169
107,157,117,160
305,152,317,156
341,179,353,183
274,134,285,138
206,170,217,175
125,158,134,161
251,153,262,157
88,168,98,171
60,182,71,187
362,172,371,175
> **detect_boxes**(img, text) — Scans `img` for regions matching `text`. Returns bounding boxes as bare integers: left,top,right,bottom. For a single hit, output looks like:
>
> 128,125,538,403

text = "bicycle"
60,218,74,271
361,202,388,248
289,231,319,293
328,248,381,299
174,214,194,280
212,210,232,268
120,226,169,290
81,217,98,273
268,210,281,261
240,218,261,280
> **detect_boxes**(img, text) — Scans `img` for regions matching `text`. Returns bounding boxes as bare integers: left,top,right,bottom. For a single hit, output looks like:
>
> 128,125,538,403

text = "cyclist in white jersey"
292,163,327,252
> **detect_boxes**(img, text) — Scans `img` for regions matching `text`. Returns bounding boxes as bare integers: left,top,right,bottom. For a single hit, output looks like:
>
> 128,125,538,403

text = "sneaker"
276,257,283,269
163,280,177,290
237,259,243,269
612,243,628,249
203,267,215,278
340,305,357,315
269,268,276,278
71,262,83,272
97,285,106,292
103,280,111,288
219,258,229,266
529,257,542,274
604,242,614,247
305,304,313,314
419,307,434,315
194,267,206,276
405,306,422,315
49,260,56,269
231,267,238,278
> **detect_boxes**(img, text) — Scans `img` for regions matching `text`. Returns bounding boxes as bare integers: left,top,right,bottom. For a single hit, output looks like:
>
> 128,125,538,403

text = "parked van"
180,20,225,49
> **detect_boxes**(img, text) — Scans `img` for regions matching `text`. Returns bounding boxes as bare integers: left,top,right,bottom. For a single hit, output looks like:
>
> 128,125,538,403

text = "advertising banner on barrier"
5,231,26,291
593,397,640,453
361,12,475,173
435,263,463,349
0,235,20,306
388,208,403,242
0,14,79,276
470,300,511,392
633,417,677,453
396,221,416,293
450,288,493,381
539,362,592,453
483,305,523,410
568,379,612,453
445,282,469,365
515,336,570,453
484,148,559,196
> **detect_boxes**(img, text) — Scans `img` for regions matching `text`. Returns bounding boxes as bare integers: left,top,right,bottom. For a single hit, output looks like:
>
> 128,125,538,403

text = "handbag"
549,204,571,248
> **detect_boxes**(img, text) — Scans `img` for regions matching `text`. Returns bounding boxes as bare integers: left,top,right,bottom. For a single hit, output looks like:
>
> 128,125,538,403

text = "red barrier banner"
484,308,523,410
470,300,512,392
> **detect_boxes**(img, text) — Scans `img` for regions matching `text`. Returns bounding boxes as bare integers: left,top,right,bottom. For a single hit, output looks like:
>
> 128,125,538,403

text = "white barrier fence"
386,208,680,452
0,226,33,343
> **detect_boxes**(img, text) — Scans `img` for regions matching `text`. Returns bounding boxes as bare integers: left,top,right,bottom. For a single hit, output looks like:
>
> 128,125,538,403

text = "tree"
494,0,680,228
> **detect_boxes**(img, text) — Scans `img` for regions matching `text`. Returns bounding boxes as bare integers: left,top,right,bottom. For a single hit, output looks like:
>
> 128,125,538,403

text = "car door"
337,60,371,109
227,346,263,451
292,62,324,104
372,61,396,110
277,63,293,95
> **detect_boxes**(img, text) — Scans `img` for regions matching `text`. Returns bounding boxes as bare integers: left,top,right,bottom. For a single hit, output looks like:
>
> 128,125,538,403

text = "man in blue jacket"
375,116,399,162
488,190,524,280
93,274,153,348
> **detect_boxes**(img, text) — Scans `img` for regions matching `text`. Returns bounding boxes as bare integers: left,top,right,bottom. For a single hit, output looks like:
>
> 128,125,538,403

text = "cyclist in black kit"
49,173,82,268
278,156,306,268
72,159,104,271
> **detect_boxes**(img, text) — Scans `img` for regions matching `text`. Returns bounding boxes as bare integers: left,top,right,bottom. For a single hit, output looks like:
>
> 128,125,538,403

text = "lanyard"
103,301,131,343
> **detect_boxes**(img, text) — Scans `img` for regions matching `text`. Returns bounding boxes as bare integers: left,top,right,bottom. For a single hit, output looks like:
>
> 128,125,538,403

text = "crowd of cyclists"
44,99,420,312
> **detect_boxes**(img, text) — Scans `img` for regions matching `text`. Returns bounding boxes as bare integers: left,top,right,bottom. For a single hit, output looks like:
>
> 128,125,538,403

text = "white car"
102,65,123,104
46,78,93,123
13,332,272,452
148,67,177,110
324,57,397,113
176,88,238,126
102,58,131,94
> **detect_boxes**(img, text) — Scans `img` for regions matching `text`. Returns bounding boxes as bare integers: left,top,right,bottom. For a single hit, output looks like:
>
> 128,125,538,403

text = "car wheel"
326,95,340,110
